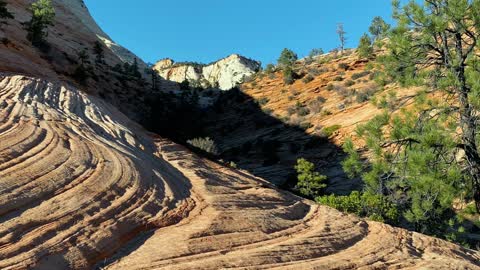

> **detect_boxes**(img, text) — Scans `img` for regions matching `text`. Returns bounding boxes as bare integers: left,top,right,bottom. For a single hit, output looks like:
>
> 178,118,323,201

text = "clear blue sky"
84,0,395,66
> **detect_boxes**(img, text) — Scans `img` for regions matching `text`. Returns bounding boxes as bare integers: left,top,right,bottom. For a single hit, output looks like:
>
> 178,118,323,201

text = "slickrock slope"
0,74,479,269
0,1,479,269
154,54,261,90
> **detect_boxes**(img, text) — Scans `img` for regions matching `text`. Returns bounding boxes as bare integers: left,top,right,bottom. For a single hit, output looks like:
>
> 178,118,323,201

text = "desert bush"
302,74,314,84
265,63,275,74
358,33,374,58
326,84,334,91
355,86,378,103
338,63,349,70
333,76,344,82
308,97,326,113
322,125,342,137
322,110,332,116
187,137,219,155
283,66,295,85
317,191,399,224
287,106,297,116
299,122,314,130
257,97,269,106
334,85,350,98
344,80,355,87
351,71,371,80
297,106,310,116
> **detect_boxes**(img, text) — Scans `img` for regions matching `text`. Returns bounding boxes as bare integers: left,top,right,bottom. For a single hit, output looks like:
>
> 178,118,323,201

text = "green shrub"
283,66,295,85
295,158,327,198
297,106,310,116
307,97,326,113
317,191,399,224
187,137,219,155
355,86,378,103
300,122,314,130
322,125,342,137
351,71,371,80
326,84,334,91
265,63,276,74
334,85,350,98
257,97,269,106
302,74,314,84
345,80,355,87
338,63,349,71
358,33,373,59
333,76,344,82
287,106,297,116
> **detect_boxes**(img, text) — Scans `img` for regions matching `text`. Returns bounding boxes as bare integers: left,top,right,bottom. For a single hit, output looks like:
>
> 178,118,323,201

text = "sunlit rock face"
154,54,261,90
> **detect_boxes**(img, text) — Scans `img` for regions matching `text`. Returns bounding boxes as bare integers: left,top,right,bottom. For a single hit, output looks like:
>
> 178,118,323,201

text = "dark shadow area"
143,86,362,196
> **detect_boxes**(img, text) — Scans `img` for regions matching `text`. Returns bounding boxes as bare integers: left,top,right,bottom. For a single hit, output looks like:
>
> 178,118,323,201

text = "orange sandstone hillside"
0,1,479,269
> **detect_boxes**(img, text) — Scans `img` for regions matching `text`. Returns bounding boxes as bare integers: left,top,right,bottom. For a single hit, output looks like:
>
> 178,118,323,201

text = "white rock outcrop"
153,54,261,90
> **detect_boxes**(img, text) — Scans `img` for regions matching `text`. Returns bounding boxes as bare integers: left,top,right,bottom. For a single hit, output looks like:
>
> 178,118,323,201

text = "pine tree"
277,49,298,85
24,0,55,46
344,0,480,236
277,48,298,68
357,33,373,58
368,16,390,42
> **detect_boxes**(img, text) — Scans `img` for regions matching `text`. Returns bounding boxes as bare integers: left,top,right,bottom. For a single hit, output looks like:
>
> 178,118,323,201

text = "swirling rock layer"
0,74,478,269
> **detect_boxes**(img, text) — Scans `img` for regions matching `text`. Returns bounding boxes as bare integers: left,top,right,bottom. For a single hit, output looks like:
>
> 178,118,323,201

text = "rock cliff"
154,54,261,90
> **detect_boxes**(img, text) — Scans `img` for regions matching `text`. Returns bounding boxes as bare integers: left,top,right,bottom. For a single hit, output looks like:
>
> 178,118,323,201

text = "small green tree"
24,0,55,46
0,0,14,26
73,49,91,85
295,158,327,198
278,49,298,85
357,33,373,58
283,66,295,85
278,48,298,68
93,40,105,65
368,16,390,42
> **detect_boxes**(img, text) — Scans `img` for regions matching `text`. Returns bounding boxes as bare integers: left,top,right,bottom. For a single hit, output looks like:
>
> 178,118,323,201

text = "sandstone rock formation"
0,1,479,269
154,54,261,90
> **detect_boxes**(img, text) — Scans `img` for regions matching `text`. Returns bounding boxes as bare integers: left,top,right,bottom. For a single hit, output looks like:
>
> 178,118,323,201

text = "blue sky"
84,0,394,66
